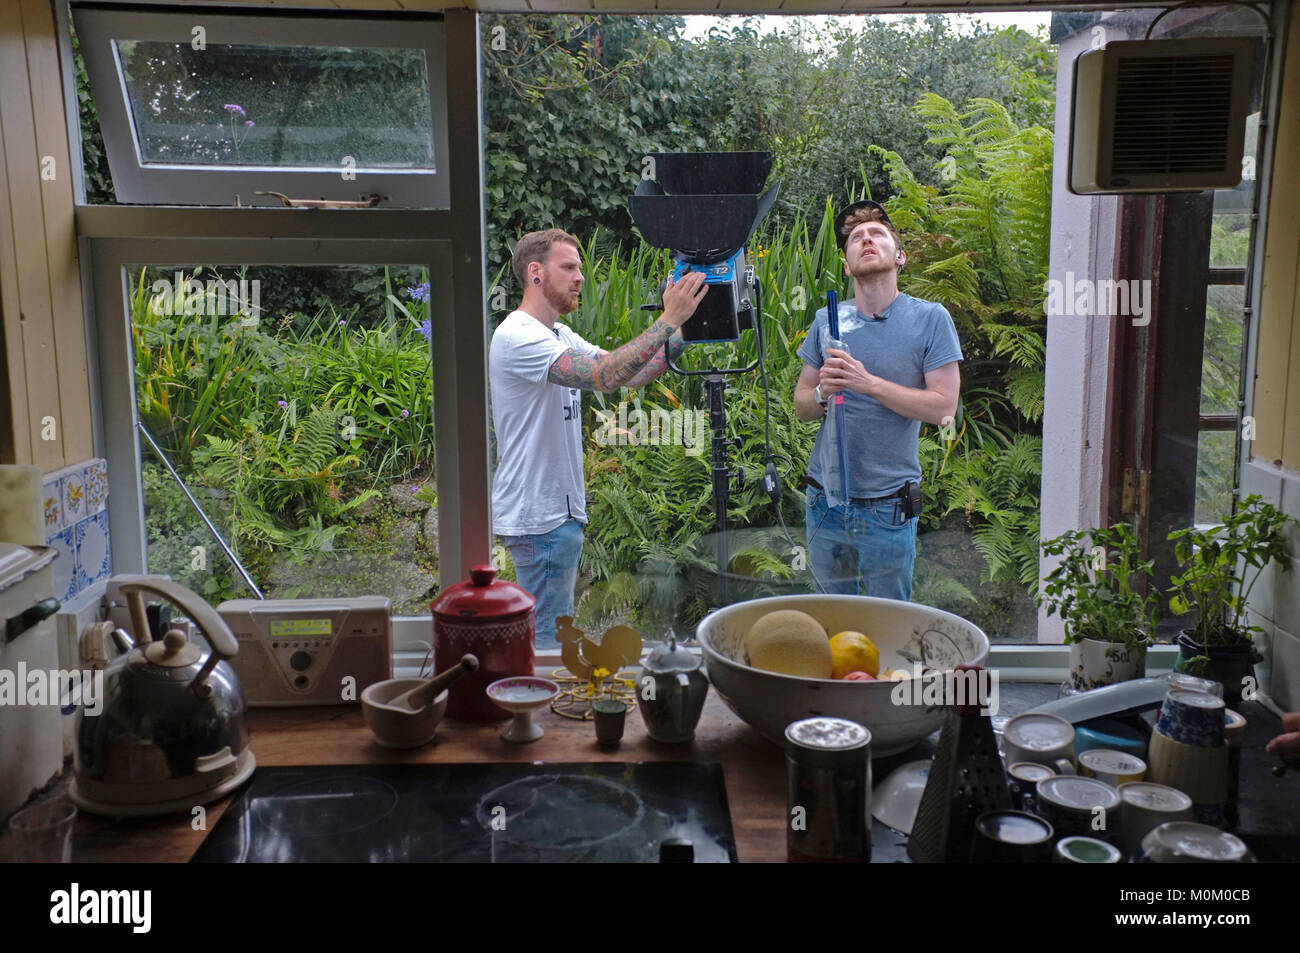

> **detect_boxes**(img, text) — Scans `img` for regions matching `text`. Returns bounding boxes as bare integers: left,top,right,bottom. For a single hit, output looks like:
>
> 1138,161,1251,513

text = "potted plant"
1040,522,1161,691
1167,494,1293,705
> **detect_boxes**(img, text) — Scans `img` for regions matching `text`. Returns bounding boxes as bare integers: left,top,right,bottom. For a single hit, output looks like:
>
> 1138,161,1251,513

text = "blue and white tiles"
41,458,111,602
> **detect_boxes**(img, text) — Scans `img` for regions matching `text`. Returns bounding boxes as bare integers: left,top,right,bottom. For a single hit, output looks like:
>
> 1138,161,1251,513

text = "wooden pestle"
389,654,479,712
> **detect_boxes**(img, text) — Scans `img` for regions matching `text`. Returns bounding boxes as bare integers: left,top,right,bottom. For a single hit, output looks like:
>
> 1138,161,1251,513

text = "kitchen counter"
11,679,1299,863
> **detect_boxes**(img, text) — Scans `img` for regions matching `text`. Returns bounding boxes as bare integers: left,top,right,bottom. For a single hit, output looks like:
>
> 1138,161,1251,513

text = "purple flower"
277,399,288,409
223,104,246,117
418,319,432,343
400,409,410,419
245,120,255,127
338,319,346,326
407,282,431,303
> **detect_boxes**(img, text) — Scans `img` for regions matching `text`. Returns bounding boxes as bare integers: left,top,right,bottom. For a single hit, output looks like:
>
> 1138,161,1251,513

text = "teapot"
71,577,255,815
638,631,709,743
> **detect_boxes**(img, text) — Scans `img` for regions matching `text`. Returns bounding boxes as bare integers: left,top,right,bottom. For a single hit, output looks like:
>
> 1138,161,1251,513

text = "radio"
217,597,393,707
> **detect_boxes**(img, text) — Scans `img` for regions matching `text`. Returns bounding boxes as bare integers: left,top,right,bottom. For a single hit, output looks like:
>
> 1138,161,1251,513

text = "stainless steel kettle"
71,577,255,816
637,631,709,743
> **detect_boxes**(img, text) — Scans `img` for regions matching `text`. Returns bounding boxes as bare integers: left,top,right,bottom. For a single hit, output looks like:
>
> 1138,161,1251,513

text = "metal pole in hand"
826,291,850,505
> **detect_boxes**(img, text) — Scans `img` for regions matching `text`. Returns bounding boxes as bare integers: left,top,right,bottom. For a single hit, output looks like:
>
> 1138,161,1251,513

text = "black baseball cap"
834,200,895,251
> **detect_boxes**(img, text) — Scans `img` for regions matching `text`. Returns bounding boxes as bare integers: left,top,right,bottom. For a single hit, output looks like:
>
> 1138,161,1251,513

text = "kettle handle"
120,580,240,695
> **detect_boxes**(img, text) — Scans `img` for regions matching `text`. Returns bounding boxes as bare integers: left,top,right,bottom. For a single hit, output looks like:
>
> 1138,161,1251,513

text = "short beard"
543,280,578,315
847,256,897,280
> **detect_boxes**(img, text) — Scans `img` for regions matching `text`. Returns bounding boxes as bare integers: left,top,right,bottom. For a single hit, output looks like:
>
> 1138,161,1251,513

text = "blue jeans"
804,485,917,601
501,518,584,648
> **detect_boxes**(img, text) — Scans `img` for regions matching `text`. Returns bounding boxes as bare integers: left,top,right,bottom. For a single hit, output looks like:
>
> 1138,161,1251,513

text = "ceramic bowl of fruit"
695,594,989,757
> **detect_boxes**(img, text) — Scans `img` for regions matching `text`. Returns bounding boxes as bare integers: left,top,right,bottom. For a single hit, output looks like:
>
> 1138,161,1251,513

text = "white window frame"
72,5,451,208
69,7,489,656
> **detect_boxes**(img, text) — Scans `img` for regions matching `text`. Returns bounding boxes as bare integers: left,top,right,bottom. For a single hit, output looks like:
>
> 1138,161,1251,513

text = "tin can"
785,717,872,863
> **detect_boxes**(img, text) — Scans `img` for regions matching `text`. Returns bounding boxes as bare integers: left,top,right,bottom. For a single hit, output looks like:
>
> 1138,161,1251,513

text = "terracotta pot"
1067,637,1147,691
1172,630,1260,707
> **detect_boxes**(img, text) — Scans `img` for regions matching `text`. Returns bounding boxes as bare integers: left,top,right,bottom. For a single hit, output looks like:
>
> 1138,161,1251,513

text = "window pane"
1201,284,1244,415
1195,430,1235,525
1209,111,1259,268
129,264,438,614
115,41,435,170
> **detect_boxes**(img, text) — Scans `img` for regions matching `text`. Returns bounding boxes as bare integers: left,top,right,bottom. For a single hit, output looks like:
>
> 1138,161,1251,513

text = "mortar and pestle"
361,654,478,748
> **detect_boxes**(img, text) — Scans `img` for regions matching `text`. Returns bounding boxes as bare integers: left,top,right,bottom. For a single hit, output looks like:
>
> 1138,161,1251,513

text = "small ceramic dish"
487,676,561,743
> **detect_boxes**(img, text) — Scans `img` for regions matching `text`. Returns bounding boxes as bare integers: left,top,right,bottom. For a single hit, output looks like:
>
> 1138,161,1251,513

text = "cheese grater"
907,665,1011,863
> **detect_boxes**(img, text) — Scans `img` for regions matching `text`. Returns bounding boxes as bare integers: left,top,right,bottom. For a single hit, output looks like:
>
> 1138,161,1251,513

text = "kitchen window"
72,5,450,207
70,5,487,657
66,4,1283,664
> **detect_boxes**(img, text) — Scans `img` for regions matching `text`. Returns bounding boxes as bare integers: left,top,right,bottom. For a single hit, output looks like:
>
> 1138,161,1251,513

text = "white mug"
1003,712,1077,774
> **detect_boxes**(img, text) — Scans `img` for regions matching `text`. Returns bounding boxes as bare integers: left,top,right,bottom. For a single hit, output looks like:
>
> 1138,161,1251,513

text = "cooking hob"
191,762,737,863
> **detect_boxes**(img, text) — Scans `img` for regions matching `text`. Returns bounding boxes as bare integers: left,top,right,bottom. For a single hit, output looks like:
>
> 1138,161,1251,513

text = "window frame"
71,7,489,652
72,4,451,208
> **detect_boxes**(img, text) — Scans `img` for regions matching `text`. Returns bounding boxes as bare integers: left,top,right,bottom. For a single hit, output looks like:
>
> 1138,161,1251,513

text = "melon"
744,610,832,679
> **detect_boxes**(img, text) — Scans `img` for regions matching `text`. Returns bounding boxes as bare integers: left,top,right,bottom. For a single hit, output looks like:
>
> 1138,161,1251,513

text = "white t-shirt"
489,309,603,536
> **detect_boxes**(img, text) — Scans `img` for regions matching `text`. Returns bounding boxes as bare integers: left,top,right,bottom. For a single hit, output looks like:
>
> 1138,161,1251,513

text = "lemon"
829,631,880,679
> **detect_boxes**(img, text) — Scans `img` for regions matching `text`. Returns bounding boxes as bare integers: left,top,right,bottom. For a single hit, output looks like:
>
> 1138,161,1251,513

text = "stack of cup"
1146,689,1228,825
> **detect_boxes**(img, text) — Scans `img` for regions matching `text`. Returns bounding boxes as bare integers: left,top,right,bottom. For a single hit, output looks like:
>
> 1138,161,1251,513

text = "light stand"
630,152,780,607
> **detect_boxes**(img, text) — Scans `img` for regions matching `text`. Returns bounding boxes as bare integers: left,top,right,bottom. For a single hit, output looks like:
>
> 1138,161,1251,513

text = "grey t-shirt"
797,293,963,499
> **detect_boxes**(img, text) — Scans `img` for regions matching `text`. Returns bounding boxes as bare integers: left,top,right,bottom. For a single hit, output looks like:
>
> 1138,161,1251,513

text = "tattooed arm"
548,319,677,393
548,271,706,392
621,331,687,389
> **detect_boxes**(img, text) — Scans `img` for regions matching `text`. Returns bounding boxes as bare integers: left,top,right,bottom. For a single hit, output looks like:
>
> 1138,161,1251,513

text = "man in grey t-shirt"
793,201,963,600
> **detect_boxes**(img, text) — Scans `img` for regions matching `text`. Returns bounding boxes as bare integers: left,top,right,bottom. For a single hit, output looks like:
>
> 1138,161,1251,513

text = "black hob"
191,762,737,863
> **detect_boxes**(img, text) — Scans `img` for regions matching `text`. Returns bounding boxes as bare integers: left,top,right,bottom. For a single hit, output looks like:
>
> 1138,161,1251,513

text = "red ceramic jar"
431,565,535,721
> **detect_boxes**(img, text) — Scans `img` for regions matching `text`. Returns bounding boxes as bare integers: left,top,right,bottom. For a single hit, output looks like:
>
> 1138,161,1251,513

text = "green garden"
86,15,1205,640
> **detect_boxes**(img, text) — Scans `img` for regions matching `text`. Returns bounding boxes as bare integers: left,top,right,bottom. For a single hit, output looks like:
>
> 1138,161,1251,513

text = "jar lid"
430,565,534,620
642,630,699,674
785,717,870,751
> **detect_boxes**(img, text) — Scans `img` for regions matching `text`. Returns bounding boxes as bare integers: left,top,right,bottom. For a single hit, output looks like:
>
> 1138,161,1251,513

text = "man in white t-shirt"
490,228,706,647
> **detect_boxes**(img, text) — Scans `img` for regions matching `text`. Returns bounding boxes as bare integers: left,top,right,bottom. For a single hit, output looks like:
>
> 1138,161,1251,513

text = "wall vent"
1069,38,1254,194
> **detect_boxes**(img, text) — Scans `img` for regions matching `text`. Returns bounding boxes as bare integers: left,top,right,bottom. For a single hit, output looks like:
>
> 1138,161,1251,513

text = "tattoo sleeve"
548,319,678,392
622,332,686,389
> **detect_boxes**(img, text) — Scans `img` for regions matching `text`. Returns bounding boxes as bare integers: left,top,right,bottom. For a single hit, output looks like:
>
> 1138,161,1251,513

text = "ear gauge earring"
533,276,541,285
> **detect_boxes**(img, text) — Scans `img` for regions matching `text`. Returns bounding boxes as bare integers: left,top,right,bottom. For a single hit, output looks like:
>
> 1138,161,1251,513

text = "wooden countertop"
59,686,795,864
12,681,1297,864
